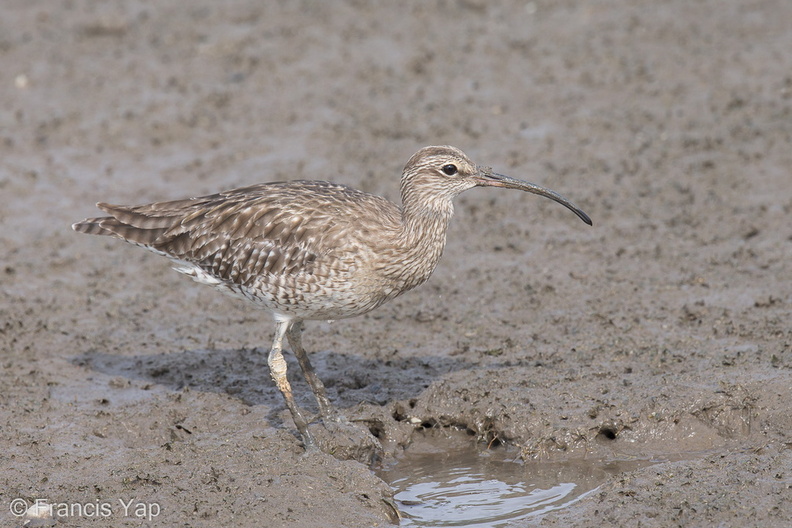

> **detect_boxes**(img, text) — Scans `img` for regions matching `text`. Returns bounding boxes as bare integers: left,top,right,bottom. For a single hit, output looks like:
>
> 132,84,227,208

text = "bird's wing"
75,181,399,286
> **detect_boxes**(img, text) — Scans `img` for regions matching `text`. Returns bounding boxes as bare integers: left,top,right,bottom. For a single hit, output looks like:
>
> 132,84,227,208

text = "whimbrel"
73,145,591,450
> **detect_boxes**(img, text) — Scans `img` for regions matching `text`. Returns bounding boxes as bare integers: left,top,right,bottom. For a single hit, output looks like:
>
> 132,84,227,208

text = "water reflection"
380,432,659,527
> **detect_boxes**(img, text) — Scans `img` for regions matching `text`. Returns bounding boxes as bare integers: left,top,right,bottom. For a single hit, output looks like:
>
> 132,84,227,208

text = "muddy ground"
2,0,791,526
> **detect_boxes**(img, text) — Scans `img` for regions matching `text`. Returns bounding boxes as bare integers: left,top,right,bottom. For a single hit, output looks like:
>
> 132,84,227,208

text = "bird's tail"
71,202,188,246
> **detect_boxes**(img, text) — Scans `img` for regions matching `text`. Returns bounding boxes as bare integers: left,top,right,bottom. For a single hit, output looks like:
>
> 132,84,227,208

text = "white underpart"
171,259,222,286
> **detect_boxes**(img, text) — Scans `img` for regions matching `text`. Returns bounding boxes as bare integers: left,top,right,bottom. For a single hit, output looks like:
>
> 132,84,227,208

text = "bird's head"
400,145,592,226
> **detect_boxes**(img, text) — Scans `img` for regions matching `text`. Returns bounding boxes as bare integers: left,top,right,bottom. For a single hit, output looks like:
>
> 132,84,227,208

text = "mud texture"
2,0,791,526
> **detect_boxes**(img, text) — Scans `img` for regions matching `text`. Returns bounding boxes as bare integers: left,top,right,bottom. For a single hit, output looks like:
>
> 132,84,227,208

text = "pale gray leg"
268,319,316,450
286,321,342,422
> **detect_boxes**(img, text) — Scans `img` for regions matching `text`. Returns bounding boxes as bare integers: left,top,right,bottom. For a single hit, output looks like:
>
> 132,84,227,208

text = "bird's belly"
173,260,396,320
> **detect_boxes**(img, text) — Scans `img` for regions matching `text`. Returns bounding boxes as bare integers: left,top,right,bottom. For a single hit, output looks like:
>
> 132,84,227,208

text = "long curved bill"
474,167,592,226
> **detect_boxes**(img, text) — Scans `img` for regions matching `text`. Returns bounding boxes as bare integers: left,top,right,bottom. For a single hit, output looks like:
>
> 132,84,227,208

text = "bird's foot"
299,429,320,453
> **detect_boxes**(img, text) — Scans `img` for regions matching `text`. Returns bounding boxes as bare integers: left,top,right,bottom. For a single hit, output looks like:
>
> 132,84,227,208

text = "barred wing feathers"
72,181,401,288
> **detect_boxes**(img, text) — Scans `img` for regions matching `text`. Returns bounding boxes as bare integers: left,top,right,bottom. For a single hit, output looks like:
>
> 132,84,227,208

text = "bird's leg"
286,321,343,422
268,320,317,450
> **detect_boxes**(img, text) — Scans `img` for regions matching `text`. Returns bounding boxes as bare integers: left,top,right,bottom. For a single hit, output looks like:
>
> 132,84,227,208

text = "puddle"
379,431,667,527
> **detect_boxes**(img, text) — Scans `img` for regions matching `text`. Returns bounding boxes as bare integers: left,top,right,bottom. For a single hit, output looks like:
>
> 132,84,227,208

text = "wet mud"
2,0,791,526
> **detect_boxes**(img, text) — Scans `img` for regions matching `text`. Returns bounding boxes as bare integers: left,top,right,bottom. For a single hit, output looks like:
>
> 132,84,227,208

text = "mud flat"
1,1,791,526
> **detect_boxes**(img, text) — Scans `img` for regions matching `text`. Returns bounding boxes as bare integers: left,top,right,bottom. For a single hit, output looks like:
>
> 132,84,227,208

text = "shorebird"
73,145,591,450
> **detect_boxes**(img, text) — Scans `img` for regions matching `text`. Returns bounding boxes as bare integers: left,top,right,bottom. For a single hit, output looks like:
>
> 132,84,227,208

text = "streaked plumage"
73,145,591,451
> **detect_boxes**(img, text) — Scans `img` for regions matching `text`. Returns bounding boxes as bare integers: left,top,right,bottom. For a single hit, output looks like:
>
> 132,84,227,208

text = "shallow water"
380,434,663,527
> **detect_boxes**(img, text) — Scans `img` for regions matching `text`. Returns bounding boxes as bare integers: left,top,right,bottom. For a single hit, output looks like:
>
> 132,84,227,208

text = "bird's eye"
441,164,458,176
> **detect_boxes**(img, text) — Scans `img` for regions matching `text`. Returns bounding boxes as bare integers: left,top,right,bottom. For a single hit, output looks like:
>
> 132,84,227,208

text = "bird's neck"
401,201,454,240
386,200,454,292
